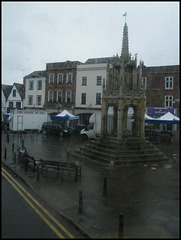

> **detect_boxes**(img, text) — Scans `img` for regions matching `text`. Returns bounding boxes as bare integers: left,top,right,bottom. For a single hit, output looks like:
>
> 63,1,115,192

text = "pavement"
1,132,180,238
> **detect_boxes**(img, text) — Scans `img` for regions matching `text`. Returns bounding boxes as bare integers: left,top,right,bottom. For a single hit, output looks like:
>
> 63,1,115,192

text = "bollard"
119,212,124,238
7,133,9,143
12,143,14,152
13,152,16,164
25,158,28,172
4,148,7,159
79,191,83,213
75,166,78,182
36,164,40,182
22,139,24,148
103,176,107,197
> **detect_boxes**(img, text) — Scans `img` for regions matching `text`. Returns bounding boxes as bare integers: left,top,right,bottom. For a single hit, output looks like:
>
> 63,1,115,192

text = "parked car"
2,122,9,132
160,130,173,143
41,122,70,136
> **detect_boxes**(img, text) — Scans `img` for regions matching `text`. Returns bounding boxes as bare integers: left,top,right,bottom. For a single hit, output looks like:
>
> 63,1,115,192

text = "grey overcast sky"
2,1,179,85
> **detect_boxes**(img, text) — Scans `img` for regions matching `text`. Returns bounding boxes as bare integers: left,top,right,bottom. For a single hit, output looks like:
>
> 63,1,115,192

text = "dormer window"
13,90,16,97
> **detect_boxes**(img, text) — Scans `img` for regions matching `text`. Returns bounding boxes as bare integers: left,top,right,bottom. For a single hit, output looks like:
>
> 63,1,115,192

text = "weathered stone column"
132,109,138,137
139,104,145,138
117,107,123,138
122,108,127,133
101,100,108,136
136,108,143,137
113,106,118,136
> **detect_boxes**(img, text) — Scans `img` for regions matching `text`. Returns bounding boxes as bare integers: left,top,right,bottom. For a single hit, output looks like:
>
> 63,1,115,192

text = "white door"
17,115,23,131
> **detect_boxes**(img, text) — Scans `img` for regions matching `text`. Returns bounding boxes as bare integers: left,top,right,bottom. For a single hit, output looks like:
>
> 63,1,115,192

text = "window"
48,91,53,102
96,93,101,105
165,76,173,89
29,80,34,90
16,102,21,109
49,74,54,84
66,73,72,83
66,91,72,103
28,95,33,105
96,76,102,85
57,91,62,103
82,77,87,86
9,102,13,108
142,77,147,90
37,80,42,90
165,95,173,107
57,73,63,83
36,95,41,105
13,90,16,97
81,93,86,104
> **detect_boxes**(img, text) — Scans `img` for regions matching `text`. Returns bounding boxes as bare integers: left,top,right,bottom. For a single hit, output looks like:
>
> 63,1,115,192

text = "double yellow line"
2,167,74,239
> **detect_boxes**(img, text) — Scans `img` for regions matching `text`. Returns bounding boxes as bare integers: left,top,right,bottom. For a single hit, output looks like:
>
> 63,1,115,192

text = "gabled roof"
84,57,113,64
13,83,25,99
25,70,46,78
2,84,13,100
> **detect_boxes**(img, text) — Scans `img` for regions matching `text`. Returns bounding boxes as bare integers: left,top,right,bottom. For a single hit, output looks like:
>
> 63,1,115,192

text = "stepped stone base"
71,136,169,166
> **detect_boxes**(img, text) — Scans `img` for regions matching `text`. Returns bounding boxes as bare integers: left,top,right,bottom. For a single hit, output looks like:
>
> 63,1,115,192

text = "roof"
2,84,13,100
46,61,82,70
14,83,25,99
25,70,46,78
143,65,179,74
84,57,113,64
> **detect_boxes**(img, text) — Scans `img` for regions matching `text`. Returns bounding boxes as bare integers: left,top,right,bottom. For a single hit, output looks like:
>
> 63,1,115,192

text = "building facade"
23,70,46,109
44,60,82,114
75,60,179,125
143,65,180,117
6,83,25,112
1,84,12,117
75,58,113,124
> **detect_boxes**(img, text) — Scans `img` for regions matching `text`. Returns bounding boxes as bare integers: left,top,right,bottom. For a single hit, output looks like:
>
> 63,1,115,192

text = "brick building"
44,60,82,114
143,65,180,117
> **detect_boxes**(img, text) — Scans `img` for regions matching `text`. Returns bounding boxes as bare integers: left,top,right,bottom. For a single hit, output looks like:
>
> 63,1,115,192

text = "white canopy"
159,112,180,121
145,112,179,124
56,110,79,120
145,114,155,120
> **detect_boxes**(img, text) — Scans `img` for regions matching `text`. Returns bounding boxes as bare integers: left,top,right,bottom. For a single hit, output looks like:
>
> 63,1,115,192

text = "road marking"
2,167,74,238
2,171,65,238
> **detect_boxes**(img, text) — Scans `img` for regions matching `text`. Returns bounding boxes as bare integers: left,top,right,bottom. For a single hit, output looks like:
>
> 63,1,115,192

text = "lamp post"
72,105,75,115
56,103,62,113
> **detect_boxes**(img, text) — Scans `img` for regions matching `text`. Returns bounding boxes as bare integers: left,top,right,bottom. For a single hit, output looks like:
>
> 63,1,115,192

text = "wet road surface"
2,132,179,238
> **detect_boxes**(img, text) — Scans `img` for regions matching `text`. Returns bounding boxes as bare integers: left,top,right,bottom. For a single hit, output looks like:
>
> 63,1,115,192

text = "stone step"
71,136,169,166
80,145,162,156
72,151,169,166
89,138,154,148
94,136,148,144
87,141,157,152
77,147,166,160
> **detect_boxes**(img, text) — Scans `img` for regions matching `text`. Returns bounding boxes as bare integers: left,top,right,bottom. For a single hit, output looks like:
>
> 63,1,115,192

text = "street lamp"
56,103,62,113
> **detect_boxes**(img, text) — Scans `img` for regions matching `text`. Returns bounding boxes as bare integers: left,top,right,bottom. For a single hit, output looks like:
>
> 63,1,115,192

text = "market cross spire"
121,17,130,61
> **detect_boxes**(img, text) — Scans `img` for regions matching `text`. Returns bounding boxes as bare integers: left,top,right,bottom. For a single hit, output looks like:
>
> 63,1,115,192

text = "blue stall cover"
50,109,79,121
3,113,10,119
